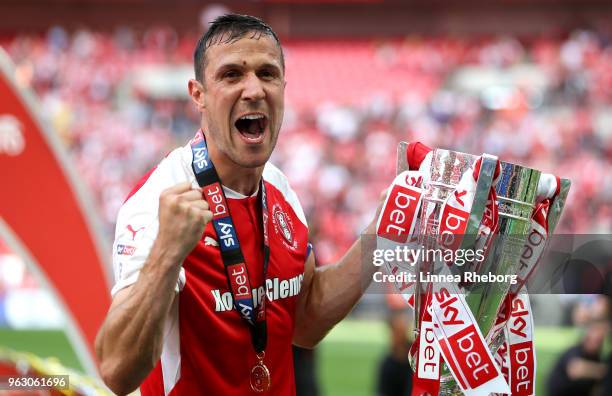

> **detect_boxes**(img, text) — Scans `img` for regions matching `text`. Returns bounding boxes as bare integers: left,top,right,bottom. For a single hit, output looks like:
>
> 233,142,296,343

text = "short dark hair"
193,14,284,82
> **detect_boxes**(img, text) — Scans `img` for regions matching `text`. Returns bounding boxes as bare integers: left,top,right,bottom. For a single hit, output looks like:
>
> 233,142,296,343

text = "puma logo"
126,224,145,240
204,236,219,247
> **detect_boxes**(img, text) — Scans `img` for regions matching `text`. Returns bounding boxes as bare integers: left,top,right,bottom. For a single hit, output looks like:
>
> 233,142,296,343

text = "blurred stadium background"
0,0,611,395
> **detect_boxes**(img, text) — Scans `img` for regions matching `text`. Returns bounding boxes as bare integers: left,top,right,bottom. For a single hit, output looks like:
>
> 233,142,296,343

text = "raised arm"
95,182,211,395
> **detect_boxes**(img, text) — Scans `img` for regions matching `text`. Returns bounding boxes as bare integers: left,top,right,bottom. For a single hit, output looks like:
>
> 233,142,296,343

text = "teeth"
239,114,264,120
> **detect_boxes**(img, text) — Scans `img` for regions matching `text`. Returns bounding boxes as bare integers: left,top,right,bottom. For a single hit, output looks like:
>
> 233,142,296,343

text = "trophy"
465,161,540,341
383,141,571,396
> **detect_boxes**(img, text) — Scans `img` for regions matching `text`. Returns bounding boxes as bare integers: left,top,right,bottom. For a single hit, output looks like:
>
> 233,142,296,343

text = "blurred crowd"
1,26,611,264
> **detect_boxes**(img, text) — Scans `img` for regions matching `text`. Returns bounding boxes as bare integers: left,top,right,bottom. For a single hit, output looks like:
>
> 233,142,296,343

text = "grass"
318,321,388,396
318,321,579,396
0,321,578,395
0,328,83,371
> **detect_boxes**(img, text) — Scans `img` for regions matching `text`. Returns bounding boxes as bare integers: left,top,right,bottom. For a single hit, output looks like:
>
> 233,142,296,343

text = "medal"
250,352,271,392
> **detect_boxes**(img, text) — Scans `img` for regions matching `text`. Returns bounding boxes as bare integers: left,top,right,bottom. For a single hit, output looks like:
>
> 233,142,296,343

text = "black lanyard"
190,131,269,354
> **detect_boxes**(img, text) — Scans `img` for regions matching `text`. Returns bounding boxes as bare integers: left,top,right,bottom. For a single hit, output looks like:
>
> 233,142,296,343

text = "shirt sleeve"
111,208,187,296
110,148,193,296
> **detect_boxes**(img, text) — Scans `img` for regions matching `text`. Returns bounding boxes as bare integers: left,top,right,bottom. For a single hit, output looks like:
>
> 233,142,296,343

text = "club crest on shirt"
272,203,297,251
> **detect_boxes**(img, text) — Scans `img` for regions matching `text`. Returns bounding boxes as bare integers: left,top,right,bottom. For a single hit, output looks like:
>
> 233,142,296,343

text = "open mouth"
234,114,267,143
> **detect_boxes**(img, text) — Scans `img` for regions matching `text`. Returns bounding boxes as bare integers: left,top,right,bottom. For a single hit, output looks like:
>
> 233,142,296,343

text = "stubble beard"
207,124,278,170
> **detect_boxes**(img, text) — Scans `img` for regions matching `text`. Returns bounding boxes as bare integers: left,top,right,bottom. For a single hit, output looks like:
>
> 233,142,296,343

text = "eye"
222,69,241,80
258,68,278,81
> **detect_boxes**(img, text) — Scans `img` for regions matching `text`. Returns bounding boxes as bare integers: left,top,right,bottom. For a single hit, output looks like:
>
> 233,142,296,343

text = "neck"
217,163,263,196
204,136,264,196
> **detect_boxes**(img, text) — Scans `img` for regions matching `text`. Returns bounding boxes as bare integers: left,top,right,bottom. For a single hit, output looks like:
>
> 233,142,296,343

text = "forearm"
96,243,182,394
296,224,378,347
568,358,608,380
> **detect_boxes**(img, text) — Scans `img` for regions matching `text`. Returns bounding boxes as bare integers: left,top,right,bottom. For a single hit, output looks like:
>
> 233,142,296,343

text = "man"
376,294,413,396
95,14,380,395
547,296,609,396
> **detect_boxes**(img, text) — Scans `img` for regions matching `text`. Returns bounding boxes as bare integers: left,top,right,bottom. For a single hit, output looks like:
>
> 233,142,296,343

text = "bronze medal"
250,353,271,392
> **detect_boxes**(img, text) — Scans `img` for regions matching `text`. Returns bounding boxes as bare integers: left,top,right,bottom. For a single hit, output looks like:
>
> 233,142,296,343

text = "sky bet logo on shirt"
116,244,136,256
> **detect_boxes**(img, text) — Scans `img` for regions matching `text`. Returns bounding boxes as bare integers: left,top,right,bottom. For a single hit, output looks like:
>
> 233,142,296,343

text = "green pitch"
318,321,579,396
0,321,578,395
0,328,83,371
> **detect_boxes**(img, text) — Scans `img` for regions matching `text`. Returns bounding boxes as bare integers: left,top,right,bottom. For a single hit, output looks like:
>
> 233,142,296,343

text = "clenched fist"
157,181,213,261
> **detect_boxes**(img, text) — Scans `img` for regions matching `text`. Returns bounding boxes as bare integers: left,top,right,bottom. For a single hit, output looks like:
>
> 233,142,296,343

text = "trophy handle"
395,141,421,333
462,154,498,249
547,178,571,233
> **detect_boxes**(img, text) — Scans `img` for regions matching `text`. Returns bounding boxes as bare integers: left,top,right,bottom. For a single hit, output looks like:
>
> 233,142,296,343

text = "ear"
188,79,206,111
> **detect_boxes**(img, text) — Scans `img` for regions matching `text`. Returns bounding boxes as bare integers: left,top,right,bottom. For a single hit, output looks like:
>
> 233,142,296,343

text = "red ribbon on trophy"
376,170,425,307
375,166,443,395
505,292,536,396
428,277,510,396
411,285,441,396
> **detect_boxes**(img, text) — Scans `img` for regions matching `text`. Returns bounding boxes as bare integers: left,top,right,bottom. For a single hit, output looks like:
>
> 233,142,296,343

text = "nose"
241,72,265,102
